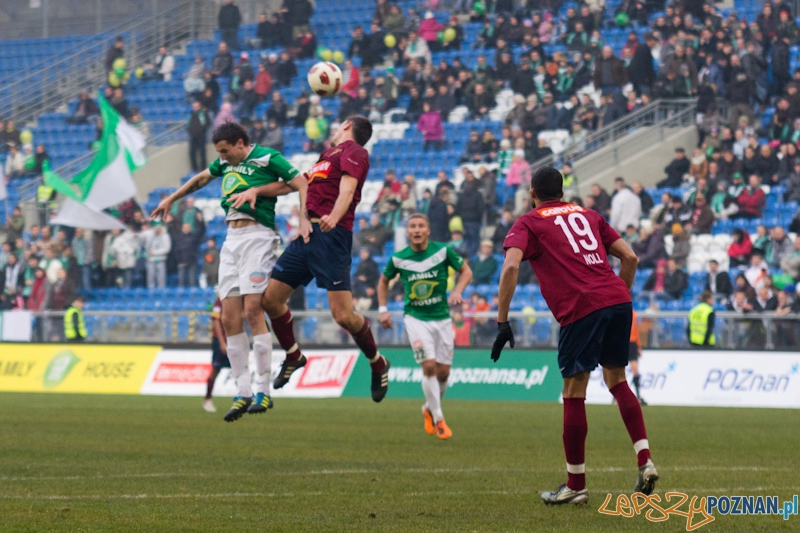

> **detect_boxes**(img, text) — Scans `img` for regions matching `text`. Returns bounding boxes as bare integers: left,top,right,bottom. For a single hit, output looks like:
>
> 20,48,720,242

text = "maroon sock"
205,368,218,399
271,310,302,362
563,397,587,491
351,319,384,372
610,382,651,467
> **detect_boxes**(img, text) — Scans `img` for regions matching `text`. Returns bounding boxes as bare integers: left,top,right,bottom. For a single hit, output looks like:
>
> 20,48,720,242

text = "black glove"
491,321,515,362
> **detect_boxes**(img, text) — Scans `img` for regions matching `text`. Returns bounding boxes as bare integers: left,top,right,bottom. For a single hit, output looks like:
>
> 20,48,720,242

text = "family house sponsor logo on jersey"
537,203,586,218
409,279,439,301
599,492,799,530
703,363,798,393
222,172,249,195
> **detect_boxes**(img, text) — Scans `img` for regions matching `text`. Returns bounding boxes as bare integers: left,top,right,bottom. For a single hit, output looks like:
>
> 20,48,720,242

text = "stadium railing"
0,0,215,123
529,98,705,172
19,309,800,351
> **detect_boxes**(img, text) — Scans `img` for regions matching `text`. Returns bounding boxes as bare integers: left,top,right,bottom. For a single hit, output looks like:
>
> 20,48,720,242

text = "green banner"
343,349,563,402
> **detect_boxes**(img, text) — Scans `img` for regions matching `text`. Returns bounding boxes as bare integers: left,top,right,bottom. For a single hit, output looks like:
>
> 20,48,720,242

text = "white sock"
439,378,448,400
422,375,443,423
253,333,273,395
226,332,253,398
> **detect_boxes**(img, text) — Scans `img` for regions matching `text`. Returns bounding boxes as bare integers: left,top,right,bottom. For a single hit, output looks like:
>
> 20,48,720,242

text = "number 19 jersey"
503,201,631,327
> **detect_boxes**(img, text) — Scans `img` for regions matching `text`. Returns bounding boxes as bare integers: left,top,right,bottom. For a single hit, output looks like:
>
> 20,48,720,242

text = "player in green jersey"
377,214,472,439
152,122,310,422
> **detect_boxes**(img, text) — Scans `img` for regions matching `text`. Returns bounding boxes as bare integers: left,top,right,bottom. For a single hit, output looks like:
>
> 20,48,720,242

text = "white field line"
1,487,796,502
0,465,791,483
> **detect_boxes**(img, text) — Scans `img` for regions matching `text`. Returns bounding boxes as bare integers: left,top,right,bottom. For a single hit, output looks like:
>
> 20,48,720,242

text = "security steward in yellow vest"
64,297,87,342
687,290,715,349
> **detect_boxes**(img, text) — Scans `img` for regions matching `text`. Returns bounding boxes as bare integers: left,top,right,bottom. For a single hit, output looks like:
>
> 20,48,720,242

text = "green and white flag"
48,95,146,229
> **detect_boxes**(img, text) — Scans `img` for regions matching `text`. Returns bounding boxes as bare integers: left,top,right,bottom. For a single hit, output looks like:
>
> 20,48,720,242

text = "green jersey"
208,144,299,230
383,241,464,321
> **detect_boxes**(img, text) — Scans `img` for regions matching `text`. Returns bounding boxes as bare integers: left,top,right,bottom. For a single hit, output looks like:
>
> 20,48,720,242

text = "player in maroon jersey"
491,166,658,505
228,116,390,402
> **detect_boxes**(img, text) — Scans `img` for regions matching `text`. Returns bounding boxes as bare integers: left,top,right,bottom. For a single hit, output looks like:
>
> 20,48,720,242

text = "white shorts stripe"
633,439,650,454
566,463,586,474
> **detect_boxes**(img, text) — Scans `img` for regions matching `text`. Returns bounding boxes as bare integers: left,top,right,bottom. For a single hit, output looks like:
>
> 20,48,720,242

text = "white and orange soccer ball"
307,61,343,97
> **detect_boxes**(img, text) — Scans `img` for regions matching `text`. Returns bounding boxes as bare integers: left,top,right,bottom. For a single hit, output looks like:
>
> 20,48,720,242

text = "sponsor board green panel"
342,349,562,401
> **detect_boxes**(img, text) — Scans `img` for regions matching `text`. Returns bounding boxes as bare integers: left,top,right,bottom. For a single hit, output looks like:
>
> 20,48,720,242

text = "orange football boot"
435,419,452,440
422,405,435,435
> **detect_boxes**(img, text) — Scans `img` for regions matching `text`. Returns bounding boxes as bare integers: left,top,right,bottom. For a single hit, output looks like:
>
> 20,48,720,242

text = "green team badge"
222,172,248,195
42,350,80,389
410,280,438,300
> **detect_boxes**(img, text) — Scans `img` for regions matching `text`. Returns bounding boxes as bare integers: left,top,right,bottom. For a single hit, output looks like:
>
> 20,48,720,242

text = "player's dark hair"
530,166,564,202
346,115,373,146
212,122,249,146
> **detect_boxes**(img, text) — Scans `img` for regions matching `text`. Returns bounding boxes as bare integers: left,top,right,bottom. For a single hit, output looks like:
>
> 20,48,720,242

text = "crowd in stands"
0,199,212,319
4,0,800,348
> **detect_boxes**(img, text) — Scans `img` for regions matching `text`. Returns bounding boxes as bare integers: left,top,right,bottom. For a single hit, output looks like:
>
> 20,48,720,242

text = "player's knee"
602,367,627,389
421,360,436,377
221,311,240,333
436,368,450,382
331,307,354,329
243,304,265,326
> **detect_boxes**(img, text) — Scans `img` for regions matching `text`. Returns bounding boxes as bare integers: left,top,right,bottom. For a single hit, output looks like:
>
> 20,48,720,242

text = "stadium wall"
0,344,797,408
575,125,699,197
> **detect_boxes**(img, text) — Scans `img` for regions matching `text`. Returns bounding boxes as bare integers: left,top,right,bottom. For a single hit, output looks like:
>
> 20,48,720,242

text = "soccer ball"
307,62,343,97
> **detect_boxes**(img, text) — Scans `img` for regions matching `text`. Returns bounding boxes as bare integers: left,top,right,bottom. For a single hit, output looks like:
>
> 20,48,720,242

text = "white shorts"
218,224,280,299
404,315,454,366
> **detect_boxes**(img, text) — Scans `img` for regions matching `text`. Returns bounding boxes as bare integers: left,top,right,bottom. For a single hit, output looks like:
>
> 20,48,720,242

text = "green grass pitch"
0,393,798,532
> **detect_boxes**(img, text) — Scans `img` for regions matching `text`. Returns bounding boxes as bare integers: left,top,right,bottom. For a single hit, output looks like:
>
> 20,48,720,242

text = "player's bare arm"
496,247,523,322
286,174,312,243
227,181,293,210
320,175,358,232
491,247,522,361
377,273,393,329
448,263,473,306
151,169,215,219
608,238,639,290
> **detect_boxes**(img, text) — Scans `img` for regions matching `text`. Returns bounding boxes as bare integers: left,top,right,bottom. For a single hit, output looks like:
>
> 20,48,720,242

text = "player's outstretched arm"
448,263,473,306
227,181,295,211
377,274,392,329
320,175,358,232
608,238,639,290
492,247,522,361
151,169,214,219
286,174,312,243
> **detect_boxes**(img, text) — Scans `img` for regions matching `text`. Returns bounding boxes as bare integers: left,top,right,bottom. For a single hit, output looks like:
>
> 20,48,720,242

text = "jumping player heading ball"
492,166,658,505
152,122,309,422
231,116,391,401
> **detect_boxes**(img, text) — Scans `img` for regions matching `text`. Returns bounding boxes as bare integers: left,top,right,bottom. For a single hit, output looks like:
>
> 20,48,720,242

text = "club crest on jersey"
307,160,332,184
410,280,438,300
222,172,248,195
537,204,586,218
